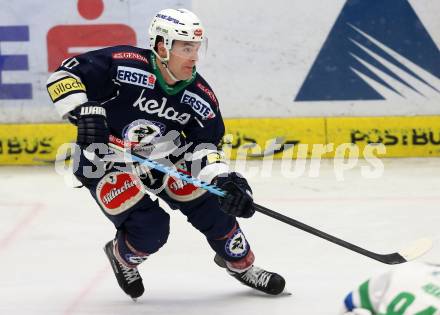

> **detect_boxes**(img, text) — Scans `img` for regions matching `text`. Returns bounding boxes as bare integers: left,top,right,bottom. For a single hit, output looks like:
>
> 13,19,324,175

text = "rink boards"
1,116,440,165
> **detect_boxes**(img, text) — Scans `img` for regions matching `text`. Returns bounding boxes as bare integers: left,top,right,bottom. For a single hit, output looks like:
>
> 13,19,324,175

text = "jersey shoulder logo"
181,89,216,120
116,66,156,89
47,77,85,102
196,82,218,106
295,0,440,102
112,52,149,64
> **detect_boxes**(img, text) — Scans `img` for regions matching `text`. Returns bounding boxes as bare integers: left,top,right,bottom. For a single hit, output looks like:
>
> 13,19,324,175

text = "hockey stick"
107,136,432,264
252,203,432,265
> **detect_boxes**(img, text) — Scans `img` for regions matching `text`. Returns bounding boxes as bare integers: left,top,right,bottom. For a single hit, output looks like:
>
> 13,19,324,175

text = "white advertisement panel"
194,0,440,118
0,0,440,122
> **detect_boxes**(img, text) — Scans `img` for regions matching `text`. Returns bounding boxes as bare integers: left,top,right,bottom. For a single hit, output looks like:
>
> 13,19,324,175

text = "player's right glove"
73,101,109,147
215,172,255,218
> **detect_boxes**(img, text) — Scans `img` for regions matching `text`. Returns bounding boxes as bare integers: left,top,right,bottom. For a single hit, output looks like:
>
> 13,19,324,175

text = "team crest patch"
225,228,248,258
96,172,144,215
123,119,165,145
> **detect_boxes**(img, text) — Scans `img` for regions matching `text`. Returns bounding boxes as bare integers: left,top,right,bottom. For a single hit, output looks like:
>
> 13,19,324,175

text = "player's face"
168,41,201,80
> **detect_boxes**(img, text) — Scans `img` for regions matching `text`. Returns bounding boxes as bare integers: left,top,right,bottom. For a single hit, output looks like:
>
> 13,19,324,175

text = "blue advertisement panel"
296,0,440,102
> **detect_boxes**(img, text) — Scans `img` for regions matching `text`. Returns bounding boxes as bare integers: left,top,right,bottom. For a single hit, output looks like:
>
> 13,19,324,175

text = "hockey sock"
115,232,149,267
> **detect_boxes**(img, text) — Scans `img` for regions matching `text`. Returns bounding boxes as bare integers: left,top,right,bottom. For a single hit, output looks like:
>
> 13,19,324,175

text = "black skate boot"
104,240,145,300
214,254,285,295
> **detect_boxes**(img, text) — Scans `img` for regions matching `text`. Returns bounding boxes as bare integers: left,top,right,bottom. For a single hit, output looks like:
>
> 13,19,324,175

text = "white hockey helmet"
148,8,206,51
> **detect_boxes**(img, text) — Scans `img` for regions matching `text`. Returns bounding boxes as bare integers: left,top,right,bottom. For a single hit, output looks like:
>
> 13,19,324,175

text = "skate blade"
131,297,138,302
281,290,293,296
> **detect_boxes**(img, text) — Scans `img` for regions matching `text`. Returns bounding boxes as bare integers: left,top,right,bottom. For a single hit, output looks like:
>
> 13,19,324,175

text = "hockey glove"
73,102,110,147
216,172,255,218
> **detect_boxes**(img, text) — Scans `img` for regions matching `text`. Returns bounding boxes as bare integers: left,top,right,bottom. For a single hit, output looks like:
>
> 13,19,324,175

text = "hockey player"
341,262,440,315
46,8,285,300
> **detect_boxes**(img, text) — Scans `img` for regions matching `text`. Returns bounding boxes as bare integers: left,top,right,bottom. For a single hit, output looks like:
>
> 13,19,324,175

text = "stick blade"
398,237,433,262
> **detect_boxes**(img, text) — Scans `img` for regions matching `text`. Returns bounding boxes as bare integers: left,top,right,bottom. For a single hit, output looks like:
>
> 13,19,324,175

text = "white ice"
1,158,440,315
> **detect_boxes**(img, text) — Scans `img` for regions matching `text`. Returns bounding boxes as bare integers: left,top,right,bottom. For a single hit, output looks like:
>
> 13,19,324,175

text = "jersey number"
384,292,437,315
62,58,79,69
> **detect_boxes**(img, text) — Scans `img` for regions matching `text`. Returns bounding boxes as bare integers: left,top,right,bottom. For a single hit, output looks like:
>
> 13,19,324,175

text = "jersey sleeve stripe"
359,280,375,312
47,71,88,118
344,292,355,311
53,92,88,118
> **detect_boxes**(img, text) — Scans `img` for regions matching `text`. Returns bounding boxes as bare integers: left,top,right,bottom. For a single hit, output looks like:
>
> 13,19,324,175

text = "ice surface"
0,158,439,315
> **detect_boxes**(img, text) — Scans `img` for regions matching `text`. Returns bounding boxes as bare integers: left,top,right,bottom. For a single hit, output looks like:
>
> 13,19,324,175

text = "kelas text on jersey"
117,66,156,89
133,89,191,125
181,90,216,120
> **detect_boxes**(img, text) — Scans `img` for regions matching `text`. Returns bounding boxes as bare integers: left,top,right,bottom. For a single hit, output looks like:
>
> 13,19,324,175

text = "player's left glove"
215,172,255,218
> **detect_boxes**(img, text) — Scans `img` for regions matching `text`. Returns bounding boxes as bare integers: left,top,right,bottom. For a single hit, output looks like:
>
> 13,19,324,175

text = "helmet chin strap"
152,49,180,83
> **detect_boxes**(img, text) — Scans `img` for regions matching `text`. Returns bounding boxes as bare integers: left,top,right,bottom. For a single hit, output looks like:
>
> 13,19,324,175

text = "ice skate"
104,240,145,300
214,254,285,295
